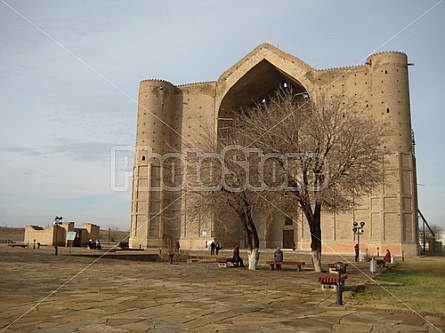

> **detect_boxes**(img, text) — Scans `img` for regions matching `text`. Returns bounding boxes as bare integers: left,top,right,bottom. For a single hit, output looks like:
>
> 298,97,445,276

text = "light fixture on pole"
352,221,365,261
53,216,63,255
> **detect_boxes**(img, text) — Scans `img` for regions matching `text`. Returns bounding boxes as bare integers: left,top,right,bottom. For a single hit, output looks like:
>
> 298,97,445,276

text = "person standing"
215,243,220,255
354,244,359,262
210,242,215,255
175,241,180,253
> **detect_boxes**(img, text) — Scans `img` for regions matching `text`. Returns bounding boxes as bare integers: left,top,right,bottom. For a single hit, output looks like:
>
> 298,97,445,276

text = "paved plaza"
0,245,444,333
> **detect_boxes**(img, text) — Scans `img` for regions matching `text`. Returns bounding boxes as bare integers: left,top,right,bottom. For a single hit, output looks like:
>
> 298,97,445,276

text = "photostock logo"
110,145,330,193
111,146,134,191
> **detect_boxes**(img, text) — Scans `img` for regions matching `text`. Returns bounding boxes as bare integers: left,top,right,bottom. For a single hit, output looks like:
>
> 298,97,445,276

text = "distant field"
98,229,130,243
0,227,24,242
346,256,445,314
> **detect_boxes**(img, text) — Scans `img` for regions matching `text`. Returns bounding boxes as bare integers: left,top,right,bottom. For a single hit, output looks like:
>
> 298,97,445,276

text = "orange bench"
216,258,236,268
318,274,348,291
328,263,348,273
266,261,305,271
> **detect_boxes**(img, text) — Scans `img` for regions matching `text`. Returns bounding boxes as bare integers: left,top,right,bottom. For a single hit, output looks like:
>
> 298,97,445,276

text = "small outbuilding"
24,222,100,247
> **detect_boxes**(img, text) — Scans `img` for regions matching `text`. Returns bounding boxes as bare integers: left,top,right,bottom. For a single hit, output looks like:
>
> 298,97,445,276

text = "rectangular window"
285,216,293,225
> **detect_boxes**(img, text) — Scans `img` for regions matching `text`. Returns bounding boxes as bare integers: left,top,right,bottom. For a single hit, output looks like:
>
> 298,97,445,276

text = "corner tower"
368,51,412,152
366,52,418,255
130,79,179,248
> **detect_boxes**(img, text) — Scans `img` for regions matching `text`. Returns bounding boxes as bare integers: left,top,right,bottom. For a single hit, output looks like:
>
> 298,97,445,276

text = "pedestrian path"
0,246,443,332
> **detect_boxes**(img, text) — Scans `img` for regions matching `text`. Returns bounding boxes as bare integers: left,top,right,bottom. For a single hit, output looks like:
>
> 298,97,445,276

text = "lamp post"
53,216,63,255
334,262,346,305
352,221,365,261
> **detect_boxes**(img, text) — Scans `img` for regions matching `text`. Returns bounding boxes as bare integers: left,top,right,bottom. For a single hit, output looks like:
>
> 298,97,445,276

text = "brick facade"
130,43,419,256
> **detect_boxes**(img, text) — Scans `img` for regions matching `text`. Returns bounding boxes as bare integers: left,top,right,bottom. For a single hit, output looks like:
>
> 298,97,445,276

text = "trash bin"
391,256,395,264
370,259,377,273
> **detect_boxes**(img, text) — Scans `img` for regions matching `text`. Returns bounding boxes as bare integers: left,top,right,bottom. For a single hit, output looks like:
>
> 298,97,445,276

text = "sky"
0,1,444,232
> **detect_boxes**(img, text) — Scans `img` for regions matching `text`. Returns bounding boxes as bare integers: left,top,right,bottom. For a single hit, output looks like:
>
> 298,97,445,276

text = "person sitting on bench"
384,249,391,262
274,247,283,262
233,246,244,267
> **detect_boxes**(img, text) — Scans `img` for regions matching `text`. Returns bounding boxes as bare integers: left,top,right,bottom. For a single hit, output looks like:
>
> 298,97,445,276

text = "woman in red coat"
384,249,391,262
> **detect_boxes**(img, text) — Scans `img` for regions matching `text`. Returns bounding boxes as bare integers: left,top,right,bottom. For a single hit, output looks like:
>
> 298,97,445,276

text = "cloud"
1,139,121,163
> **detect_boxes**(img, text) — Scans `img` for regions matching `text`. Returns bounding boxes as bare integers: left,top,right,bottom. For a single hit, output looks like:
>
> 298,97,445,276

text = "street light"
352,221,365,261
53,216,63,255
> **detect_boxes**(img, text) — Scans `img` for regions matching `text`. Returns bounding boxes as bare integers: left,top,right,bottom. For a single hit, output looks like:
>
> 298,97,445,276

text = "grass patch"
346,256,445,314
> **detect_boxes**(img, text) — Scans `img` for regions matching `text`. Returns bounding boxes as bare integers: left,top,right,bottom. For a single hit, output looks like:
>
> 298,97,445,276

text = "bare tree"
172,121,285,270
236,87,385,272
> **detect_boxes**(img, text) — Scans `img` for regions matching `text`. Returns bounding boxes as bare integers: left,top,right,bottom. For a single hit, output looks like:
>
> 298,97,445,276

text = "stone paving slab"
0,245,444,333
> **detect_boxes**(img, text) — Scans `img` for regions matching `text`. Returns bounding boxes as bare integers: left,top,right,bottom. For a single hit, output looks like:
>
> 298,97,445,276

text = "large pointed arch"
215,43,315,132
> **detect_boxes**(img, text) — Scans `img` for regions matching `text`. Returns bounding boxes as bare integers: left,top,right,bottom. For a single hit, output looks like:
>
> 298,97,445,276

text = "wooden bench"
318,274,348,291
370,258,388,268
216,258,236,268
266,261,305,271
376,259,387,268
328,263,348,273
8,243,28,248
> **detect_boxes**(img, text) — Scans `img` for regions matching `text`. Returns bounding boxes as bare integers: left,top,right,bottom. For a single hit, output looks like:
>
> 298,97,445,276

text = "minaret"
130,80,176,248
367,51,418,253
368,51,412,152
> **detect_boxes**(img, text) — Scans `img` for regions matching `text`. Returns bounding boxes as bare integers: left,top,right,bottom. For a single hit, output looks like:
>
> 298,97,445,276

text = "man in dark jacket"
233,246,244,267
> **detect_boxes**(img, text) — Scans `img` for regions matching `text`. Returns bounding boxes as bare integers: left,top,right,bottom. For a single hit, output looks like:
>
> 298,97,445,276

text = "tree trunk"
301,200,323,272
239,199,260,270
310,203,323,272
227,193,261,270
310,250,322,272
247,248,260,270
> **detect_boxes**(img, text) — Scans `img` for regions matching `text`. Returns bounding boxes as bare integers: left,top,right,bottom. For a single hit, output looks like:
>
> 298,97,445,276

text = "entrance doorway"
283,230,294,249
73,230,82,247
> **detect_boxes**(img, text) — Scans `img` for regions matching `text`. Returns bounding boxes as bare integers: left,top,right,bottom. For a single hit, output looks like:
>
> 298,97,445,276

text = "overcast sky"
1,1,444,232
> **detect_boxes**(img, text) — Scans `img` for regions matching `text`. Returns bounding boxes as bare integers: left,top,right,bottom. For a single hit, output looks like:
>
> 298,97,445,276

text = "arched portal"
217,60,308,132
215,59,309,249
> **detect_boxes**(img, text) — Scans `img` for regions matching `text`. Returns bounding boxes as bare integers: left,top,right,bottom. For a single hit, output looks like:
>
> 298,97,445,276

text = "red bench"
266,261,305,271
216,258,236,268
318,274,348,291
328,263,348,273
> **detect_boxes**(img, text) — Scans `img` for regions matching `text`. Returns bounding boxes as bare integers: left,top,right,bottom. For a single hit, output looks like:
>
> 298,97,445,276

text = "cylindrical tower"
367,52,418,256
136,79,176,154
368,52,412,153
130,79,177,248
